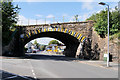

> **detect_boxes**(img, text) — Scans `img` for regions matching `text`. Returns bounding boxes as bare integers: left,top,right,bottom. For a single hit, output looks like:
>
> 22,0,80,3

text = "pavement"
74,60,119,71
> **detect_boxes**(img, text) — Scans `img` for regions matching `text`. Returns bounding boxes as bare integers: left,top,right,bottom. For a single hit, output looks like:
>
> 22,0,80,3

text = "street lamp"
99,2,110,67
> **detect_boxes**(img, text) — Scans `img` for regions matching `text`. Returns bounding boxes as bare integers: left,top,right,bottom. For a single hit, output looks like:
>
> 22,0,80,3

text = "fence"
17,15,85,26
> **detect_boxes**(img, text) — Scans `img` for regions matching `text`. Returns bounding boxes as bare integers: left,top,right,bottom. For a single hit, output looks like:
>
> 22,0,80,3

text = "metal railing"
17,15,87,26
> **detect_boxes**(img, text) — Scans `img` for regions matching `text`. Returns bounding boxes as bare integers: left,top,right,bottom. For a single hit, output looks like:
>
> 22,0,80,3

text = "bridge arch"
25,28,86,43
23,28,86,57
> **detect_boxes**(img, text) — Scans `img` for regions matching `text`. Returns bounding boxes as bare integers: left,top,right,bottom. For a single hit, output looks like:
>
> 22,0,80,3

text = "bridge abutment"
12,27,25,57
63,43,79,57
76,42,84,58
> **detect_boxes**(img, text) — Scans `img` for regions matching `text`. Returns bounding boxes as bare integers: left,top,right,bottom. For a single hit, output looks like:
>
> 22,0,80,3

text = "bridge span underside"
24,32,80,57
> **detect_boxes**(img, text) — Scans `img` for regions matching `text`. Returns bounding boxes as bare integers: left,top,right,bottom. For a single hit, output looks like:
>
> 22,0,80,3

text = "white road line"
31,69,37,79
33,72,37,79
20,76,33,80
4,75,33,80
23,59,30,60
23,55,37,79
34,76,37,79
33,73,35,76
2,71,33,80
32,70,34,73
32,69,37,79
26,59,37,79
4,76,17,79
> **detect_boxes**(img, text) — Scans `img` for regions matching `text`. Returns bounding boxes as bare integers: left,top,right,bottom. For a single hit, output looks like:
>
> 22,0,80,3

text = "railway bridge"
5,20,94,58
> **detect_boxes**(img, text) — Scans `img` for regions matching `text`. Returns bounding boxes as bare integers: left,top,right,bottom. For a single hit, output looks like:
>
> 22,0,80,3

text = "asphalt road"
0,52,118,79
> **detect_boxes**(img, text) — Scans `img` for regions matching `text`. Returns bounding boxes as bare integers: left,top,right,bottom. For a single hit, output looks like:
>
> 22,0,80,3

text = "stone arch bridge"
7,21,94,58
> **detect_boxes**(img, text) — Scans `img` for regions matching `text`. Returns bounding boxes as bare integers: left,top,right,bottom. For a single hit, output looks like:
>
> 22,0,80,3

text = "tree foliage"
48,40,60,45
2,0,20,46
34,40,39,48
87,7,120,38
40,45,46,51
74,15,79,22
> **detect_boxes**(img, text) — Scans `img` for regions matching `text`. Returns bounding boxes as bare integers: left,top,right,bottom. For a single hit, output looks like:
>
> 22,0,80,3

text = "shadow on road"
1,70,39,80
1,70,118,80
24,53,77,62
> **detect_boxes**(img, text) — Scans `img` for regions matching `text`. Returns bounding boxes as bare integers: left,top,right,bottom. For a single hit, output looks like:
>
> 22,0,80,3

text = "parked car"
32,49,39,53
27,49,32,53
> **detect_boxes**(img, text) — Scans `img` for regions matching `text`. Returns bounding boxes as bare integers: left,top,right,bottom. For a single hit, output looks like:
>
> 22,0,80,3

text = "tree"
48,40,60,45
34,40,39,48
86,13,100,22
94,9,110,37
110,7,120,35
2,0,20,46
86,7,119,38
74,15,79,22
40,45,46,51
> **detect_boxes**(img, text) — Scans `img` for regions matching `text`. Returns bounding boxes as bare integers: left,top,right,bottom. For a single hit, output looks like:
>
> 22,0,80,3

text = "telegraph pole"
63,16,64,23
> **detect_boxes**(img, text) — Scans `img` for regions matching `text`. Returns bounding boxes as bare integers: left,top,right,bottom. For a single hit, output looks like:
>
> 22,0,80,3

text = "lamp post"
99,2,109,67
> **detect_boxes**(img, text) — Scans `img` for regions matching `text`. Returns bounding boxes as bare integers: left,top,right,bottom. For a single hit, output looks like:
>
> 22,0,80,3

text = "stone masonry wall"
22,20,94,39
62,21,93,38
92,28,119,62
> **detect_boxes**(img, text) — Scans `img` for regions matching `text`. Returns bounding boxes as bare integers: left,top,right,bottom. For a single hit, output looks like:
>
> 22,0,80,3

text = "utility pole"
63,16,64,23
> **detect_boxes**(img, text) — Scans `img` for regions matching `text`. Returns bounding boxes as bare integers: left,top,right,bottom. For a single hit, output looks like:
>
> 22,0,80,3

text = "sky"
13,0,119,45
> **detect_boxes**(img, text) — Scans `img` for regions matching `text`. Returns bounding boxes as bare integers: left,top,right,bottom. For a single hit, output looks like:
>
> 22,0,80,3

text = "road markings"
32,72,37,79
23,59,30,60
2,71,33,80
33,73,35,76
31,68,37,79
26,59,37,79
32,70,34,73
31,69,37,78
4,76,17,79
23,58,37,79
